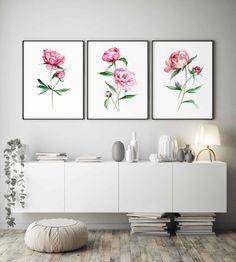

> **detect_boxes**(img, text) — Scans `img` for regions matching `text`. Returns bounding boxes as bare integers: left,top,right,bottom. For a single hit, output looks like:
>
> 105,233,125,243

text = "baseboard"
0,223,130,230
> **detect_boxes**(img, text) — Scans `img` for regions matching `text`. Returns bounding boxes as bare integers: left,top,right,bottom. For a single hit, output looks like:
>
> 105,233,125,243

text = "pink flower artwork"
113,68,136,92
42,49,65,70
99,47,137,112
164,49,203,111
55,70,65,79
37,49,70,110
102,47,120,62
192,66,202,74
164,50,189,72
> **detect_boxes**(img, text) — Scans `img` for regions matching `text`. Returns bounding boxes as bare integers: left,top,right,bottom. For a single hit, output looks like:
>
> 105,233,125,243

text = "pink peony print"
43,49,65,70
55,70,65,79
164,50,203,111
99,47,137,112
102,47,120,62
113,68,136,91
164,50,189,72
37,50,70,110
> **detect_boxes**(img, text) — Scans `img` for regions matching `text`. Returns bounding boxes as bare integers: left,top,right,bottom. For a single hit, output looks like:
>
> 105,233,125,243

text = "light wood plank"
0,230,235,262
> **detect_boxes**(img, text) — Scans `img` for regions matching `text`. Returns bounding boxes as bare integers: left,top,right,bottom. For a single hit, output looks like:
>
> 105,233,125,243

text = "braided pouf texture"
25,218,88,253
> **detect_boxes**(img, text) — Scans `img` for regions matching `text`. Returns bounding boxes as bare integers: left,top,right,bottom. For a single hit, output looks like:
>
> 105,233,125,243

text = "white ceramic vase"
158,136,178,162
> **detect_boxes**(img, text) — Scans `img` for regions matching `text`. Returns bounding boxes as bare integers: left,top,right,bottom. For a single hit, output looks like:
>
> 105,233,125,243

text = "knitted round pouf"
25,218,88,253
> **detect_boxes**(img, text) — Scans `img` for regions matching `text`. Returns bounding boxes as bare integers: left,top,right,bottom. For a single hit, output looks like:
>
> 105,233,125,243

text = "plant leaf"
175,81,182,89
170,68,181,80
165,86,181,91
105,82,117,93
119,94,137,100
182,99,198,108
185,85,202,94
104,98,109,109
57,66,64,70
55,88,70,92
187,55,197,65
37,85,48,89
53,90,62,96
38,89,49,95
52,73,57,79
98,71,113,76
119,57,128,66
37,79,47,87
188,67,193,74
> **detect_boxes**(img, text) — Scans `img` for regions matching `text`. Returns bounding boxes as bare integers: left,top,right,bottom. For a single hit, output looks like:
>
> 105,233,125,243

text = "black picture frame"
152,40,214,120
22,40,85,120
87,40,149,120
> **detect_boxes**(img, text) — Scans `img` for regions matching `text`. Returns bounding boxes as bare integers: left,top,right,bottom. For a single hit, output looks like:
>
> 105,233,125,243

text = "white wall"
0,0,236,229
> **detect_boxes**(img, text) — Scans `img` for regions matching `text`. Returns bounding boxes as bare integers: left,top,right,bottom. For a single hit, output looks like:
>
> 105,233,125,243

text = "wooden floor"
0,230,236,262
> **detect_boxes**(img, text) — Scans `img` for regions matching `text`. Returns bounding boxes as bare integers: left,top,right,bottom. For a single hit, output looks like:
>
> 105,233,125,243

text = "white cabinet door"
119,162,172,212
65,162,118,212
14,162,64,213
173,162,227,212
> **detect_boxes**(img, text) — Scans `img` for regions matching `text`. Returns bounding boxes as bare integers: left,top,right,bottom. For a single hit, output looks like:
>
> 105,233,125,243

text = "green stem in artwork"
51,90,54,110
115,88,121,112
50,69,54,110
52,78,60,89
111,96,119,110
177,68,193,111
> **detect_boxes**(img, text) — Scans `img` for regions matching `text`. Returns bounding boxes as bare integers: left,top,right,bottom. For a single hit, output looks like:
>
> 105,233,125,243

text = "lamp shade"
195,124,221,146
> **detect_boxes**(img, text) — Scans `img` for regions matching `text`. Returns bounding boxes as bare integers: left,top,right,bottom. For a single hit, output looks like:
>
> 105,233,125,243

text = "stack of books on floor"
36,152,68,161
127,213,170,236
175,213,216,235
75,156,102,162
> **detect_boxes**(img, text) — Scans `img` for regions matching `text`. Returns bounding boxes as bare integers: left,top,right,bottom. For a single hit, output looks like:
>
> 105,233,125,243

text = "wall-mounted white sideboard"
14,161,227,213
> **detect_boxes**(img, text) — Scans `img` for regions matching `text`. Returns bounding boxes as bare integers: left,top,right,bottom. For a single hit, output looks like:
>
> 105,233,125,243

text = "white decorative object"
149,153,165,163
195,124,221,161
25,218,88,253
158,136,178,161
14,161,227,213
126,145,134,163
130,131,139,162
149,153,157,163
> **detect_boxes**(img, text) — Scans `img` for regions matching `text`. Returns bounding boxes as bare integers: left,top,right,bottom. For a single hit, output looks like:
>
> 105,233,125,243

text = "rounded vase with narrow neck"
185,150,195,163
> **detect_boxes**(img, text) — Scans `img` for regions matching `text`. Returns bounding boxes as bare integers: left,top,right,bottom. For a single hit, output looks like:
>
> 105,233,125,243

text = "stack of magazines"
75,156,102,162
127,213,170,236
175,213,216,235
36,152,68,161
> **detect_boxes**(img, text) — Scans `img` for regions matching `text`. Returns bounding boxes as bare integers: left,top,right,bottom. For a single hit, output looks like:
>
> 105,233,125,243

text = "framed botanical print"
87,40,149,119
152,40,213,119
23,40,84,119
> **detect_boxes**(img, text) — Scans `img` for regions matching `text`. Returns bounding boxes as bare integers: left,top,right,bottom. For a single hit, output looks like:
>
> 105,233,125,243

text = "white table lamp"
195,124,221,161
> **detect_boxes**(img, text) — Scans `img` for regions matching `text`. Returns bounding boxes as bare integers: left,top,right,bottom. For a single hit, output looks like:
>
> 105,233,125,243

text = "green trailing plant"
4,139,26,228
